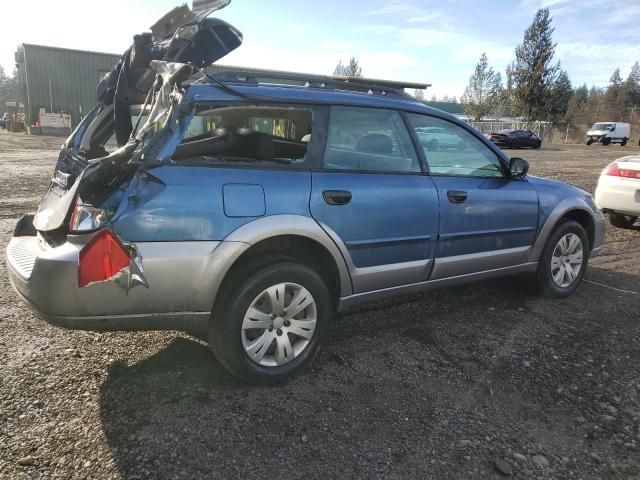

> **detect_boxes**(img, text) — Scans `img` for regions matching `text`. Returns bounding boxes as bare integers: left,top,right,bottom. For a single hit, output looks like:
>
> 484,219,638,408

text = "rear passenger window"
173,105,313,164
407,114,504,177
324,107,420,173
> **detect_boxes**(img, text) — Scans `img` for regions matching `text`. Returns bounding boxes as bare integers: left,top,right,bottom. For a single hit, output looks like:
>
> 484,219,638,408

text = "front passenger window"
407,114,504,178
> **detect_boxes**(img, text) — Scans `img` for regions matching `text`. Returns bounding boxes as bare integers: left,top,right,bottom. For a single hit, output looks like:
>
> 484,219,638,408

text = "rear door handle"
447,190,468,203
323,190,352,206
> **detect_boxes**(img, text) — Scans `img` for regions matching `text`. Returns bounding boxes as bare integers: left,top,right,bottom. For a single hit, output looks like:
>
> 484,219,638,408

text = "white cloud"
319,41,359,51
368,1,415,16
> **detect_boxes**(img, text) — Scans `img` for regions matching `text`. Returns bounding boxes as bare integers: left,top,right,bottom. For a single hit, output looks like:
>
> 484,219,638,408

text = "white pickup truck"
586,122,630,146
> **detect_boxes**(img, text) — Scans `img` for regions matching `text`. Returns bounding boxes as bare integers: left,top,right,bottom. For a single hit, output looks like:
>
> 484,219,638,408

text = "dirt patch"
1,132,639,479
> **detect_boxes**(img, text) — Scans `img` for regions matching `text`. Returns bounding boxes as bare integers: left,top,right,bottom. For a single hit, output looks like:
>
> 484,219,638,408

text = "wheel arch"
213,215,352,313
529,201,598,262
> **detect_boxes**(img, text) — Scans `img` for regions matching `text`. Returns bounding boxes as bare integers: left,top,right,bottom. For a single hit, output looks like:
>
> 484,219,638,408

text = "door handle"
447,190,468,203
323,190,352,206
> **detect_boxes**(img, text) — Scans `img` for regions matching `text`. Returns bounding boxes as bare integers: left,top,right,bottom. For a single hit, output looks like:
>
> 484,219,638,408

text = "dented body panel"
5,1,606,337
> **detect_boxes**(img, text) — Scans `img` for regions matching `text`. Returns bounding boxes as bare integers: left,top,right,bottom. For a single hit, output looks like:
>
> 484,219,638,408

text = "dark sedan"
488,129,542,149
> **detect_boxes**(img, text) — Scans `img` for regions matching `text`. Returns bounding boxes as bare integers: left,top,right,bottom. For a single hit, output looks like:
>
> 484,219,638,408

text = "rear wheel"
621,138,628,146
210,261,331,384
609,213,637,229
534,220,589,298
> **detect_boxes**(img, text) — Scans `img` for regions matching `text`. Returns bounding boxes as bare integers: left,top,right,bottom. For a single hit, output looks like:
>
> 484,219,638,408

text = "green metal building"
15,44,120,129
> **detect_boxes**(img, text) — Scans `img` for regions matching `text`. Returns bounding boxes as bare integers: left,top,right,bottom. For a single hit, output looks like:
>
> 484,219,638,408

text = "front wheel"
609,213,637,229
210,262,331,384
602,137,611,146
533,140,541,149
534,220,589,298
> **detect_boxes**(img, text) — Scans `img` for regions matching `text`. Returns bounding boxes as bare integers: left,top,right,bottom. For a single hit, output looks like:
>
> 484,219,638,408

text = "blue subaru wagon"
6,2,604,383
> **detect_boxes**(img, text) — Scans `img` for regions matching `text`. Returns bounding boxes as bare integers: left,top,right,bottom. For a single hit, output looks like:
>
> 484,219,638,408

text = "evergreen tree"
549,69,573,120
620,61,640,107
0,65,19,116
460,52,503,121
511,8,559,121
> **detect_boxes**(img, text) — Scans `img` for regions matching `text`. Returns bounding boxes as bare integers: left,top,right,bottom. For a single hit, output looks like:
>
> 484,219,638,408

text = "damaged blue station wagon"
6,1,605,383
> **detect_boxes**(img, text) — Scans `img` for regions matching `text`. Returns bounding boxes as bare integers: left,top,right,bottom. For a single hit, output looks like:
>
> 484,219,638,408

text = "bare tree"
414,89,425,101
333,57,363,77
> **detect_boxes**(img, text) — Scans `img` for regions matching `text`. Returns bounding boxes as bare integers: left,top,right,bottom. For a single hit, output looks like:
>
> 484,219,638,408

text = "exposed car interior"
173,105,312,163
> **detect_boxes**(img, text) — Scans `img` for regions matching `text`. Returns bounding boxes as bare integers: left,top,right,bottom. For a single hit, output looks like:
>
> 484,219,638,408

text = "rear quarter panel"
111,166,312,241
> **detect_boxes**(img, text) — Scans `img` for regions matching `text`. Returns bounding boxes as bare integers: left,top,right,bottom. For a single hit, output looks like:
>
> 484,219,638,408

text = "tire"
210,261,331,384
586,139,593,146
533,220,589,298
533,140,541,149
621,138,628,146
609,213,637,229
602,137,611,146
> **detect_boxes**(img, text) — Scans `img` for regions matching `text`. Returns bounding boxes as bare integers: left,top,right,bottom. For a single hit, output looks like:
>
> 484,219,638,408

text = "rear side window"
323,106,420,173
174,105,313,165
407,114,504,178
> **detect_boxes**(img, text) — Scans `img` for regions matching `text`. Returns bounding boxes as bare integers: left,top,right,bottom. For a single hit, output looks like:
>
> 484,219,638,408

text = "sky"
1,0,639,99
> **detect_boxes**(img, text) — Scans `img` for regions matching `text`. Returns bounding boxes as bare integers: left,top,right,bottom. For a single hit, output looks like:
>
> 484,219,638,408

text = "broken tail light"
604,162,640,179
69,199,108,233
78,230,130,287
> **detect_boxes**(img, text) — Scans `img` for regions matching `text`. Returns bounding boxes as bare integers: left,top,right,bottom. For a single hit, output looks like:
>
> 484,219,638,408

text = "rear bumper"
6,216,249,333
595,176,640,216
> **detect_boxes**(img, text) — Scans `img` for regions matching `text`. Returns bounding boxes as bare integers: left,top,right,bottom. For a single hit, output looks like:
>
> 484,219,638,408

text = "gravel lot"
1,131,639,479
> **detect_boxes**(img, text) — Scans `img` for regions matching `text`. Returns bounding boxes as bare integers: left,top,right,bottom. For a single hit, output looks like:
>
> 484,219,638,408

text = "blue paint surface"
223,184,266,217
112,166,311,242
430,176,539,257
310,172,439,267
109,82,594,276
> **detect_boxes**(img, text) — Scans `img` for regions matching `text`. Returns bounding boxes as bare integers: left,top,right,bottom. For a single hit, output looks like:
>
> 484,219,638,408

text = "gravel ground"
1,131,639,479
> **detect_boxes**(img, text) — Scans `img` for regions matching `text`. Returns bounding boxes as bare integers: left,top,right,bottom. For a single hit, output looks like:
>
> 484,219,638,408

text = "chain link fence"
467,121,640,146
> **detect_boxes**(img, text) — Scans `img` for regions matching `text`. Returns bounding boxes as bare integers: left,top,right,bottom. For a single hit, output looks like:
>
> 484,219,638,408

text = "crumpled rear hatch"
32,0,242,234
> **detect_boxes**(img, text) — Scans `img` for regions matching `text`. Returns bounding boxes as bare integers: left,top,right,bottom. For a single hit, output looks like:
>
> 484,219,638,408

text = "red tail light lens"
604,162,640,179
78,230,130,287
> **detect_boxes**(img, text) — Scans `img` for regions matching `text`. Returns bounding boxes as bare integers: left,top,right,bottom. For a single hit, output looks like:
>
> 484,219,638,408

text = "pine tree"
620,61,640,107
0,65,19,116
511,8,559,121
460,52,503,121
549,69,573,121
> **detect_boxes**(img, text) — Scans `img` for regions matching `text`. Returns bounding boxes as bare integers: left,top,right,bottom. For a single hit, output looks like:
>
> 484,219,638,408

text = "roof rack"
208,67,431,99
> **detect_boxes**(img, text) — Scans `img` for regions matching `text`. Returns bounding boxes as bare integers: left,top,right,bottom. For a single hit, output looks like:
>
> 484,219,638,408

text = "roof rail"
208,67,430,98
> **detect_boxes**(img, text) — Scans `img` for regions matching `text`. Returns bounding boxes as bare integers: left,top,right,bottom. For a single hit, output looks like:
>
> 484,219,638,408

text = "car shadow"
99,266,640,479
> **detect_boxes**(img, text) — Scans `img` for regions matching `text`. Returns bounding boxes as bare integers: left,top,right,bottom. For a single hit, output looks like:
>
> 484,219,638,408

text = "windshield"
592,123,612,131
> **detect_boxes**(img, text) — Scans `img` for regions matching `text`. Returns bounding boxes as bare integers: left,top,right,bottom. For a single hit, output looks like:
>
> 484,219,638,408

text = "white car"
595,155,640,228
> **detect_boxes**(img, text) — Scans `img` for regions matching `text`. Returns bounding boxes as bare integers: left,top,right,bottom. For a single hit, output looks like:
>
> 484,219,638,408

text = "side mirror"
509,157,529,178
610,125,616,132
